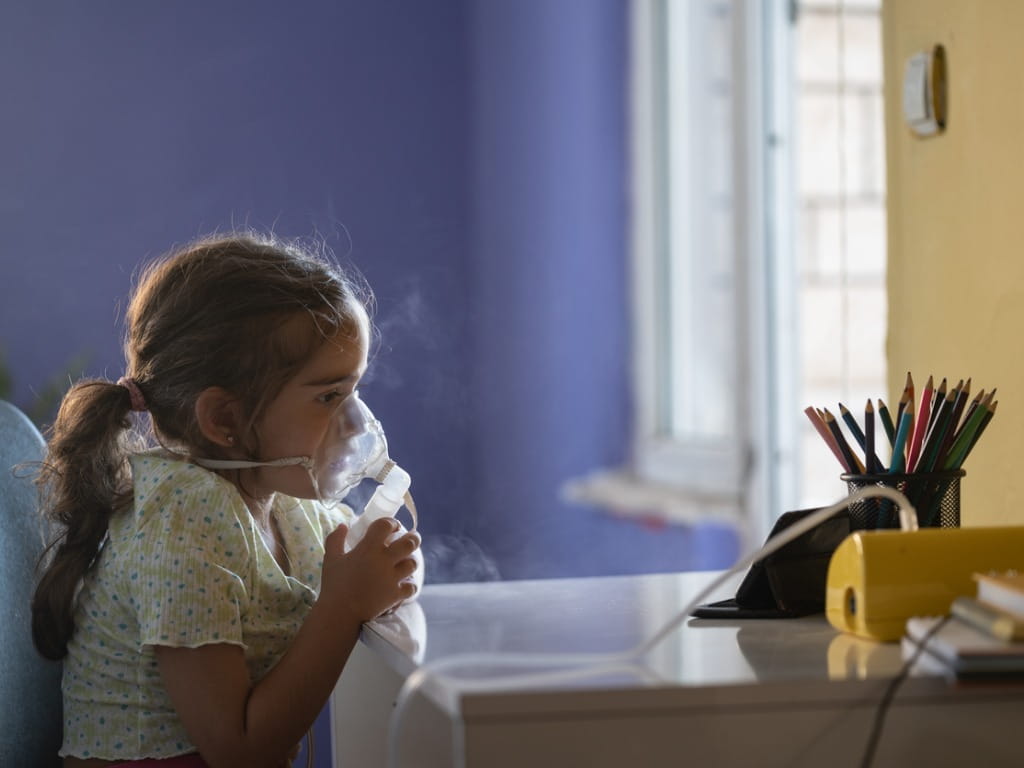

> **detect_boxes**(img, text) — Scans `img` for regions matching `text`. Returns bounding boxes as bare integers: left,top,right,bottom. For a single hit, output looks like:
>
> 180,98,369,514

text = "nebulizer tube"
385,485,916,768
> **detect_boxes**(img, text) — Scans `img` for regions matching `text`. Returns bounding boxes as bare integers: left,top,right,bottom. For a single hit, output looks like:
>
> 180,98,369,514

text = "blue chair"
0,401,62,766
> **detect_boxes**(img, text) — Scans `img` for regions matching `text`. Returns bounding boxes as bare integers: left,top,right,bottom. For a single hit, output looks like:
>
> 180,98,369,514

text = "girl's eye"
317,390,344,404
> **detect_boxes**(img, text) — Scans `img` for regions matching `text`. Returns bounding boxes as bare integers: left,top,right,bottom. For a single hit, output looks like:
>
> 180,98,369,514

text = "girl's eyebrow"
301,372,360,388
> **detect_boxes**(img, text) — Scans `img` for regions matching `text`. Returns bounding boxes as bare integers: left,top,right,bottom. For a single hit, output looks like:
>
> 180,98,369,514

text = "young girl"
31,233,422,767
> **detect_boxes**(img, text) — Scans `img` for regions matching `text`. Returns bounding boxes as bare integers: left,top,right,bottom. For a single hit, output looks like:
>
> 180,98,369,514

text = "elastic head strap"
192,456,313,470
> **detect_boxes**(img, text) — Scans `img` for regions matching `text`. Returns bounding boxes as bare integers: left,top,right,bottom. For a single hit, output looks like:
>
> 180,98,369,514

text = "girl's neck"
244,492,275,528
244,492,291,575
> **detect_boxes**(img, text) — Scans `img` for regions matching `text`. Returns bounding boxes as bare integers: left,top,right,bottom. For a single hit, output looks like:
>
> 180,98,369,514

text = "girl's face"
243,315,369,503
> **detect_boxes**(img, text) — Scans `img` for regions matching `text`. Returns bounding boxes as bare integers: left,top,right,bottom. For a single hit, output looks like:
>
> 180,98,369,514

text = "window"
624,0,886,536
628,0,795,538
795,0,887,508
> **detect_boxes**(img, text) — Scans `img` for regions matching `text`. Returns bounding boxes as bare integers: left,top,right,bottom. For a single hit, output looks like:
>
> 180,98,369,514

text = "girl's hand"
376,525,425,616
320,518,420,622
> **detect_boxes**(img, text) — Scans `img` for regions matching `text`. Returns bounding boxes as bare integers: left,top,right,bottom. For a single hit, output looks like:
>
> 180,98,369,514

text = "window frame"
629,0,798,537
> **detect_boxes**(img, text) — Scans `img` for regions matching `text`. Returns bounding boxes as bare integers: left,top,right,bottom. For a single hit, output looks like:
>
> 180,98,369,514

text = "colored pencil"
823,408,864,474
943,393,993,470
839,403,867,451
895,371,914,430
877,398,896,447
926,377,947,436
949,378,971,431
918,387,956,472
957,388,986,441
933,379,965,469
864,399,879,473
906,374,933,473
804,406,850,471
889,407,913,473
966,400,997,455
905,372,915,435
962,387,995,441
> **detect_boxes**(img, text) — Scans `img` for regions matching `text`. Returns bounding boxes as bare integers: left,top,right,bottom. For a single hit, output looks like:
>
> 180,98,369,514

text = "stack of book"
902,571,1024,678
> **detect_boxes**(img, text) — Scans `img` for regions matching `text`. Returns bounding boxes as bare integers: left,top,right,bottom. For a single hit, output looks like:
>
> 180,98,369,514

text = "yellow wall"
884,1,1024,525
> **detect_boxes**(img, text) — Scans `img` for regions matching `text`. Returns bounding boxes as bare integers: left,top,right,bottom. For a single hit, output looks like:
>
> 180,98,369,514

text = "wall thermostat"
903,44,947,137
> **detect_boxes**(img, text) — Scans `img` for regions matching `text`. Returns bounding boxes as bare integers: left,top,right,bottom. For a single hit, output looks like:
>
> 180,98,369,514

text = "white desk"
330,572,1024,767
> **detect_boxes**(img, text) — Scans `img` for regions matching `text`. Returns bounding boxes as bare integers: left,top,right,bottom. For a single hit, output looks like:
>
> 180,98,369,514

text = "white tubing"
385,486,915,768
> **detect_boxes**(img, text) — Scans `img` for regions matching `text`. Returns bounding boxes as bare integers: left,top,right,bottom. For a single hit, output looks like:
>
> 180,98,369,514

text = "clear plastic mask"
309,391,390,503
192,391,392,507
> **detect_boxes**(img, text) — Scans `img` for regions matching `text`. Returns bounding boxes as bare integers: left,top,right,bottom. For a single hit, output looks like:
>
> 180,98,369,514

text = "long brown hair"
31,233,369,660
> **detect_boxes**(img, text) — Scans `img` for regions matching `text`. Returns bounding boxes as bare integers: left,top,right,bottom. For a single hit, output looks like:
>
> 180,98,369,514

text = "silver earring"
226,435,236,445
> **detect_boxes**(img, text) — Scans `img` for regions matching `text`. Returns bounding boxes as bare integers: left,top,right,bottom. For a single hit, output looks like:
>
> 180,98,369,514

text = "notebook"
903,615,1024,678
974,571,1024,617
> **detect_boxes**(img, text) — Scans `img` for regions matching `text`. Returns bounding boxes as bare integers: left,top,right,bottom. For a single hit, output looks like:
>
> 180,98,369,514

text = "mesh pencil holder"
840,469,964,530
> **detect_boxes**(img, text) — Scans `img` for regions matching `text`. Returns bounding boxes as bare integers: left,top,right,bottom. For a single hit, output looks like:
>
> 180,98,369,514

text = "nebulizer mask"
194,392,416,549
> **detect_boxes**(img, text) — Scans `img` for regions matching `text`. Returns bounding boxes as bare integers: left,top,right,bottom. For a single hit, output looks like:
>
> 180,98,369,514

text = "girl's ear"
195,387,243,448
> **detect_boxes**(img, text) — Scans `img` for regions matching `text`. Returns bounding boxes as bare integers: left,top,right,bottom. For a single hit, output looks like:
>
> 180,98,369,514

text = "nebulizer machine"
194,391,417,543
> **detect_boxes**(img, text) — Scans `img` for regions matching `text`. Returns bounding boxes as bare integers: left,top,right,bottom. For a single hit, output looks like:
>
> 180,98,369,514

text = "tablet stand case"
692,507,851,619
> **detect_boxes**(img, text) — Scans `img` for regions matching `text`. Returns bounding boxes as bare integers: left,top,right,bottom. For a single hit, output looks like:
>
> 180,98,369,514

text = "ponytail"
31,380,143,660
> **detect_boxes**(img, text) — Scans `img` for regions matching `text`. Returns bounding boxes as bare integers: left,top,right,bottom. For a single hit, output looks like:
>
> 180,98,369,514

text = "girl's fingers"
362,517,401,546
397,580,418,602
396,557,418,580
388,532,420,558
324,524,349,554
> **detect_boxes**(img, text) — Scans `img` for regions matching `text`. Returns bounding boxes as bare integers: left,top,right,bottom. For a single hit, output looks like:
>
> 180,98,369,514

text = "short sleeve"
129,481,252,649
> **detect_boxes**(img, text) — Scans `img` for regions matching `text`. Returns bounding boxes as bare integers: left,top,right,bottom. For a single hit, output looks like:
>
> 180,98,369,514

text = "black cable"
859,615,952,768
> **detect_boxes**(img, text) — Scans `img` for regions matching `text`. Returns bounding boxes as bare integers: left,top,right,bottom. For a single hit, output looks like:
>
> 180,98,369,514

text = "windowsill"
561,467,743,527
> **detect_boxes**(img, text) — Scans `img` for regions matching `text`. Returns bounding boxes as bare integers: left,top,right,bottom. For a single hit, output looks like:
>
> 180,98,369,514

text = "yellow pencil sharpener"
825,526,1024,642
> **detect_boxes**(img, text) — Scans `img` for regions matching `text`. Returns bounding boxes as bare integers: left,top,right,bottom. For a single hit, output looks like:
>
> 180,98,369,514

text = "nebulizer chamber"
343,452,415,550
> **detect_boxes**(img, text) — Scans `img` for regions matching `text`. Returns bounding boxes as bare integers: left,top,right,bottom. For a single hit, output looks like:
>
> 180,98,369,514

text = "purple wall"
0,0,477,561
1,0,736,587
